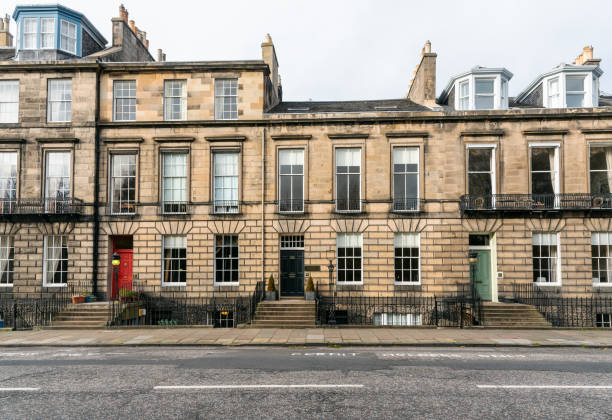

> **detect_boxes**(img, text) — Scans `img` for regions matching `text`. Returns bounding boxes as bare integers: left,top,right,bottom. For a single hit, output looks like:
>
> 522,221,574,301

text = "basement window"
374,313,422,326
596,313,611,328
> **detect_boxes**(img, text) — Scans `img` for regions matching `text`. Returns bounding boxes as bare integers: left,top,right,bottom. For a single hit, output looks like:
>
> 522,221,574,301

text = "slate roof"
267,99,430,114
599,96,612,107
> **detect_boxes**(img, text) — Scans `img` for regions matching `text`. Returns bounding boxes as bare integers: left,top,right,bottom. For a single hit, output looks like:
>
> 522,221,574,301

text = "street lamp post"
112,252,121,299
327,253,336,326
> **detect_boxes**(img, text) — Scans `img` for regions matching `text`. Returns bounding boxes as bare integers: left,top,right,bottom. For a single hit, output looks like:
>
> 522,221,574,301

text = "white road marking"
0,387,40,392
291,352,359,357
478,385,612,389
155,384,364,390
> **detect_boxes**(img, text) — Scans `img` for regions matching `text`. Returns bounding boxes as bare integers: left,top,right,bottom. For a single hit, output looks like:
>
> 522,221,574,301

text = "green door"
472,249,492,301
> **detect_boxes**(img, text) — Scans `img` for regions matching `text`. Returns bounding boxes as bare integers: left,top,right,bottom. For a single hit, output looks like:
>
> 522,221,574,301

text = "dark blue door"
280,250,304,297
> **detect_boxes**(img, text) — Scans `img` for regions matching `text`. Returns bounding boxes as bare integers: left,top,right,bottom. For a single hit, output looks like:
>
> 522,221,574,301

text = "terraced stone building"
1,5,612,316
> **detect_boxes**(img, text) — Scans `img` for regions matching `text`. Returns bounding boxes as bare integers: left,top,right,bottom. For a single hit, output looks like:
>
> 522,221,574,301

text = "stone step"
253,315,316,321
54,315,109,321
255,309,315,315
257,304,315,309
51,321,108,327
44,325,107,330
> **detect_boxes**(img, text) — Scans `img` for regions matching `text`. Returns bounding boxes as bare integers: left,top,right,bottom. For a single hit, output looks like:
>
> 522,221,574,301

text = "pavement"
0,346,610,419
0,327,610,347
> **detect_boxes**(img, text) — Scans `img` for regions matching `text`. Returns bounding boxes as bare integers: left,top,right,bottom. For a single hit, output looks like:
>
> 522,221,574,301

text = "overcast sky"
5,0,612,100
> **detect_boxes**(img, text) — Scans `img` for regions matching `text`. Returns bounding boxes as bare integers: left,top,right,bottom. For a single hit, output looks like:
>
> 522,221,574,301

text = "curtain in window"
548,149,556,194
46,237,62,284
605,149,612,193
0,237,8,282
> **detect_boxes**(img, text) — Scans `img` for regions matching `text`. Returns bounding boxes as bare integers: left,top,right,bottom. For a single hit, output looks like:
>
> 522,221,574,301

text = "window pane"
475,95,494,109
566,93,584,108
468,173,492,195
468,149,491,171
566,76,585,92
531,148,553,171
475,79,494,94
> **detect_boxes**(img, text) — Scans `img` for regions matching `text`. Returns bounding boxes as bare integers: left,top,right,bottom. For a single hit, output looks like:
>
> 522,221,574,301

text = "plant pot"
265,291,277,301
71,296,85,304
305,291,315,301
0,320,4,328
84,295,96,303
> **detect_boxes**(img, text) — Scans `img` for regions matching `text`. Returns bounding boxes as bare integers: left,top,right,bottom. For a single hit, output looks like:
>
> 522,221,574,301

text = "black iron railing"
278,199,304,213
317,287,482,328
160,201,189,215
335,198,362,213
392,197,421,212
0,198,84,215
508,283,612,327
212,200,240,215
460,193,612,212
108,281,266,328
0,284,75,330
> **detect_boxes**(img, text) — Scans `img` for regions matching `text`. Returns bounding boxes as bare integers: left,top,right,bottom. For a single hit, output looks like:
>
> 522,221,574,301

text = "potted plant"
71,293,85,304
265,274,277,301
305,275,315,301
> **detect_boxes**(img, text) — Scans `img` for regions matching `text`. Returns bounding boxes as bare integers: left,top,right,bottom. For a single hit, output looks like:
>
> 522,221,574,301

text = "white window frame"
40,17,55,49
278,149,304,213
565,75,586,108
589,143,612,194
22,17,37,50
163,80,187,121
467,143,497,196
212,152,239,214
47,79,72,123
336,233,363,285
43,235,68,287
529,143,560,202
596,313,612,328
474,77,495,110
335,148,362,213
109,153,137,215
591,232,612,287
532,232,561,286
394,233,420,285
213,234,240,286
161,151,188,214
543,72,596,108
161,235,187,287
113,80,136,122
0,151,18,212
214,79,238,120
392,146,420,212
0,235,14,287
60,19,77,55
0,80,19,124
44,150,71,212
458,79,469,110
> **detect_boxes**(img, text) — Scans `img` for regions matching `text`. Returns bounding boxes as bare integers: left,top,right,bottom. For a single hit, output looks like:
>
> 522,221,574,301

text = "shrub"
266,274,276,292
305,275,315,292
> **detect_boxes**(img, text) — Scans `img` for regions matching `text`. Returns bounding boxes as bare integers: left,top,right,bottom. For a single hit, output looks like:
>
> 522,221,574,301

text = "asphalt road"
0,346,610,420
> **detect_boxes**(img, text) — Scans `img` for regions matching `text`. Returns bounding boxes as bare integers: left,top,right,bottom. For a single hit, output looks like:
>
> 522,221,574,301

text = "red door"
111,248,133,299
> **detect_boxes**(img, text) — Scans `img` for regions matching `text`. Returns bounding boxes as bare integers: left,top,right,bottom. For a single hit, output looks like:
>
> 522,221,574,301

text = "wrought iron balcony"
392,197,421,212
335,198,363,213
278,199,304,214
0,198,84,220
460,194,612,212
212,200,240,215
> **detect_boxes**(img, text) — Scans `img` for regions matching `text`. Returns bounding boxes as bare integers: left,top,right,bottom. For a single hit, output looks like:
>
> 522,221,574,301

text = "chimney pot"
424,40,431,53
129,19,136,33
157,48,164,62
264,33,272,44
119,4,128,23
145,39,149,49
0,18,4,32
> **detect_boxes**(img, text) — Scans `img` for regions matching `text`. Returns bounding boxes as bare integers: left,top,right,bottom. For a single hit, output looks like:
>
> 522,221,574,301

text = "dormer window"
22,18,36,49
60,20,77,54
40,18,55,49
547,77,560,107
442,67,513,111
475,78,495,109
566,76,585,107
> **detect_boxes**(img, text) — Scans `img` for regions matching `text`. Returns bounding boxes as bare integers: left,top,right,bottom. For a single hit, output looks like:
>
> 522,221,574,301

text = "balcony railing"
392,197,421,212
335,198,362,213
161,201,189,215
278,199,304,213
0,198,84,215
213,200,240,215
460,194,612,212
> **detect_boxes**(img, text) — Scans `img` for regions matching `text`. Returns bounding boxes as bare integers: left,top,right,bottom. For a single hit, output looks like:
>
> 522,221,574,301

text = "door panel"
117,249,133,292
280,250,304,297
473,249,492,301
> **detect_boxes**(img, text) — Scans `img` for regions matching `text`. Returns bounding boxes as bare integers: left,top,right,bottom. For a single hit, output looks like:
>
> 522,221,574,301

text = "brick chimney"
261,34,281,103
119,4,128,23
574,45,601,67
0,14,13,48
406,40,437,105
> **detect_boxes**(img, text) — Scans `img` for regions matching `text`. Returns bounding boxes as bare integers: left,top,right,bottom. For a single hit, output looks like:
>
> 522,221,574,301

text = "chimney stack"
406,40,437,105
119,4,128,23
574,45,601,66
157,48,166,62
261,33,281,104
0,14,13,48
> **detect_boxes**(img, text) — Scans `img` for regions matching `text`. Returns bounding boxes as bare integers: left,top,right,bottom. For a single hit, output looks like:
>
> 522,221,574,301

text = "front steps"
251,299,316,328
46,302,111,329
480,302,551,328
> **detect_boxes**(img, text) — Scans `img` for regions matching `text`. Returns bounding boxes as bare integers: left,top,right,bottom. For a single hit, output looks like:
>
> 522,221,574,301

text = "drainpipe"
261,127,266,288
92,60,101,298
